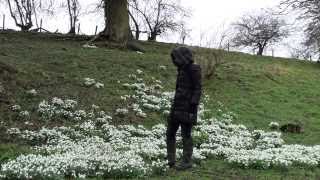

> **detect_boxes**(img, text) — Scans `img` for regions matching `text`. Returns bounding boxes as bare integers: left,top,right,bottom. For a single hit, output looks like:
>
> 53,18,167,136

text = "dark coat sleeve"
190,64,202,105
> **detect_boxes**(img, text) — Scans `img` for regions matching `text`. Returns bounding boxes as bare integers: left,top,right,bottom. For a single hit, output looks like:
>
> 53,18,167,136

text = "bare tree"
288,43,314,60
232,10,289,56
178,22,191,45
6,0,34,31
65,0,80,34
280,0,320,56
129,0,190,41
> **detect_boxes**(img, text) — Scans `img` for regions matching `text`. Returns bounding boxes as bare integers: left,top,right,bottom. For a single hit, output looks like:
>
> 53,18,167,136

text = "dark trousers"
166,114,193,164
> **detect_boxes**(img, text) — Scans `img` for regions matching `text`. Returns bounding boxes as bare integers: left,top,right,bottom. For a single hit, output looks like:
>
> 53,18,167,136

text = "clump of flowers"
115,108,129,117
11,105,21,112
269,122,280,130
94,82,104,89
19,111,30,120
121,70,174,119
83,78,104,89
159,65,167,71
136,69,143,75
26,89,37,96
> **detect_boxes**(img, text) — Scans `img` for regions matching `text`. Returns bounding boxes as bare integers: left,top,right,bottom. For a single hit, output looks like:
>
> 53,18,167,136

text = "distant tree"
280,0,320,58
178,22,191,45
6,0,35,31
289,43,314,60
129,0,190,41
232,10,289,56
65,0,80,34
280,0,320,57
128,0,144,40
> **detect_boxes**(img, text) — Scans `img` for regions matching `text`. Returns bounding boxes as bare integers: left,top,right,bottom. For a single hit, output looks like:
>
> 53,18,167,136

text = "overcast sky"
0,0,301,58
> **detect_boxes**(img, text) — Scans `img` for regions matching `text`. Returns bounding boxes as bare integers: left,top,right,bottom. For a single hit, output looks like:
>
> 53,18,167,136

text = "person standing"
166,46,202,170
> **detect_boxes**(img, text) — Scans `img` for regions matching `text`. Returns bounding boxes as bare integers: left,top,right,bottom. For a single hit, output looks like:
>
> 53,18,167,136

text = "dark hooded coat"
170,47,202,116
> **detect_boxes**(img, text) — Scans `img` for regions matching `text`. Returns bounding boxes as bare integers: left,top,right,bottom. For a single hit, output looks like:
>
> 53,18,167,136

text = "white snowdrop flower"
136,69,143,74
24,121,34,126
137,78,143,83
152,84,163,90
19,111,30,118
269,122,280,129
26,89,37,96
136,111,147,118
11,105,21,112
128,74,137,79
163,110,170,115
63,99,77,109
120,96,127,101
94,82,104,89
79,121,95,130
136,51,144,54
115,108,129,116
84,78,96,87
123,83,131,88
91,104,100,110
159,65,167,70
7,128,21,135
74,110,87,118
52,97,64,106
82,44,98,48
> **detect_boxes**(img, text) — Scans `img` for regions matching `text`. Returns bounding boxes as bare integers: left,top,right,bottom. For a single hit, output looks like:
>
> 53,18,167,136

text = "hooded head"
171,46,194,68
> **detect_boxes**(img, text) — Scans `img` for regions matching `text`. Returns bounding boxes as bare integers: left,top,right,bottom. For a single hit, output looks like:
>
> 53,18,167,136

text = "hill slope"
1,31,320,179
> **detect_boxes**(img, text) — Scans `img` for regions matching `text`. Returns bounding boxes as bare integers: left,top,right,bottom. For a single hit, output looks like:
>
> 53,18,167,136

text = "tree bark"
103,0,129,45
148,31,157,41
257,47,264,56
128,10,140,40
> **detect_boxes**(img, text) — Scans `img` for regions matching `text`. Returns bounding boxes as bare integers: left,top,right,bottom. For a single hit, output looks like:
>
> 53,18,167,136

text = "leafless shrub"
194,48,226,80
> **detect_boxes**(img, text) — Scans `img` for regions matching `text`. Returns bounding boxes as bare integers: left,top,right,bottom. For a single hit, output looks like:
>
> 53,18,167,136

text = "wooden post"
95,25,98,35
227,42,230,52
77,23,80,34
2,14,5,30
40,19,43,32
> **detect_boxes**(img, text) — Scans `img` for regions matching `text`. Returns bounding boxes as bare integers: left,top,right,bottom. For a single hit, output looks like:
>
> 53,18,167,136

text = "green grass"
1,31,320,179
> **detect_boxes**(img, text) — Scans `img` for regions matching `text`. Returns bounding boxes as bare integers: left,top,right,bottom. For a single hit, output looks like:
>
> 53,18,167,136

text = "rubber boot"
176,134,193,170
167,140,176,168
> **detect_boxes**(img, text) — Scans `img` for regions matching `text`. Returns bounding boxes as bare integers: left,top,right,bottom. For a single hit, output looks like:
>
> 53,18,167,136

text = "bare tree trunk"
103,0,129,45
7,0,33,31
148,31,157,41
128,10,140,40
67,0,75,34
257,47,264,56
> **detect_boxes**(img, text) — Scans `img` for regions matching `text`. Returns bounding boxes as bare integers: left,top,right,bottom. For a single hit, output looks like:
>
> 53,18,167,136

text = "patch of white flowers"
269,122,280,130
159,65,167,71
115,108,129,117
83,78,104,89
11,105,21,112
19,111,30,119
121,71,174,119
2,68,320,179
26,89,38,96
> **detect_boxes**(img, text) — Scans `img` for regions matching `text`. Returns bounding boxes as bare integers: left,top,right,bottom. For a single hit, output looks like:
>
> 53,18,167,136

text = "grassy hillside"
1,31,320,179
